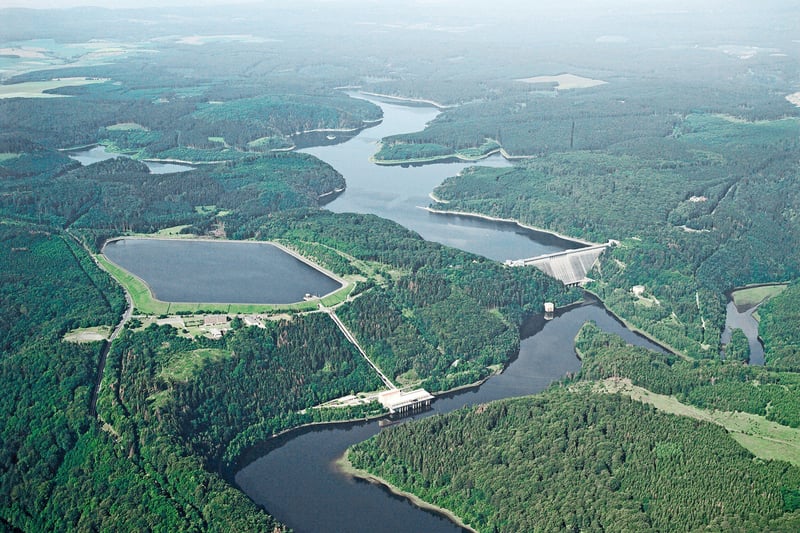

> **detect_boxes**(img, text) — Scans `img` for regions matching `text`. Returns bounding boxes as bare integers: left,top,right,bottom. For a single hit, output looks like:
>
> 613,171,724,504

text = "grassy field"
515,73,607,90
588,378,800,465
63,326,111,343
161,348,232,382
154,225,192,236
0,77,107,99
106,122,147,131
732,284,788,309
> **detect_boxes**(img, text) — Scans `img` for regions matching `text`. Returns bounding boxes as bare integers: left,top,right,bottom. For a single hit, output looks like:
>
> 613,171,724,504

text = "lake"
103,238,342,304
722,300,765,365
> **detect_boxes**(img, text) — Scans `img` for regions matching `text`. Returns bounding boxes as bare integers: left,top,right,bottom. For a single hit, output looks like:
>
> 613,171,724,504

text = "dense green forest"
98,315,384,469
575,322,800,428
0,144,346,249
0,222,281,530
249,209,579,391
759,282,800,371
349,388,800,532
347,323,800,531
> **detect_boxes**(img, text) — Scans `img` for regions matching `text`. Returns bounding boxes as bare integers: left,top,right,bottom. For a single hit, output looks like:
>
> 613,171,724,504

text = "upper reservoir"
103,238,342,304
67,145,194,174
302,96,585,262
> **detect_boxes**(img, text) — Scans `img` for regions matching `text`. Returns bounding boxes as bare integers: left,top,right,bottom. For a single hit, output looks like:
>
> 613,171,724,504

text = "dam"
505,242,611,286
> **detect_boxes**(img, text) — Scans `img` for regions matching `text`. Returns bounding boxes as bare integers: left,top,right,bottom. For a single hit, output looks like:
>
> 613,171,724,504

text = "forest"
574,323,800,429
348,323,800,531
348,387,800,532
0,222,283,531
759,281,800,371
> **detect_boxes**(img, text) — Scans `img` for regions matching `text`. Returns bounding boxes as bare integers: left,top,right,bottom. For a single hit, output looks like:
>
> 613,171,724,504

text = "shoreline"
142,157,222,165
337,452,478,533
358,91,453,109
583,288,687,359
370,142,503,166
318,187,345,199
421,206,597,247
293,120,381,135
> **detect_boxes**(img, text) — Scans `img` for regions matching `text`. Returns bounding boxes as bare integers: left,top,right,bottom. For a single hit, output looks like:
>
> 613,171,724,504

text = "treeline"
372,76,797,160
0,68,381,154
246,209,579,389
0,223,123,353
575,322,800,428
349,388,800,532
759,281,800,370
1,150,344,249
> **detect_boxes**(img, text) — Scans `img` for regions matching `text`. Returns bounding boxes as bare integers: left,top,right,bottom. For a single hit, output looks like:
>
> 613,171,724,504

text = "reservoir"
235,97,665,532
103,238,342,304
67,145,194,174
302,96,585,262
722,300,765,365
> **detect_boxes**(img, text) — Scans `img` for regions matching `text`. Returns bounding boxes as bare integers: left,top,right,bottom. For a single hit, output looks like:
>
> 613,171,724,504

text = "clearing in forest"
516,73,607,90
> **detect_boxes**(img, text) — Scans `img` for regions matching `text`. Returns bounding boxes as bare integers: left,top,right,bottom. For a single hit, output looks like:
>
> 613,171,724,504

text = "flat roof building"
378,389,434,415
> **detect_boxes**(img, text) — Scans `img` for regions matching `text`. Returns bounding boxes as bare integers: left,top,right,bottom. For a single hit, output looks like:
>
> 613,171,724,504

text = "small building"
632,285,646,297
203,314,228,326
378,389,434,415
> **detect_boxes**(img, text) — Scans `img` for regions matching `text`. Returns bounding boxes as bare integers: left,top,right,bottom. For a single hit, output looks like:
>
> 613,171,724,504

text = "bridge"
505,242,612,286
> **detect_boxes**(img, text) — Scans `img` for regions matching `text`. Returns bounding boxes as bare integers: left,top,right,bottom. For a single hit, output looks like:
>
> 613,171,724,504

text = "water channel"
302,96,585,262
234,96,670,532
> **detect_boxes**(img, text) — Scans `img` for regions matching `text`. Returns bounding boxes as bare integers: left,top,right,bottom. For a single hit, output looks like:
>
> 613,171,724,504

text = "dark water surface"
103,238,341,304
721,300,765,365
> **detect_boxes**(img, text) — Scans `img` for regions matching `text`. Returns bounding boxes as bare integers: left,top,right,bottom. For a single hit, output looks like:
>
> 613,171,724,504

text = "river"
233,96,669,532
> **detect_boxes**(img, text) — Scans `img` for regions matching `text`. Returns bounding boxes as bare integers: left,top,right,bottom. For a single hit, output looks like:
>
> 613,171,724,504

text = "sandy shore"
337,452,478,533
421,206,597,247
359,91,453,109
